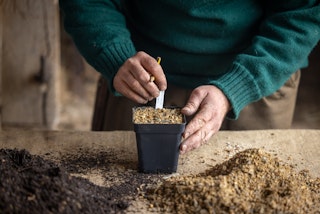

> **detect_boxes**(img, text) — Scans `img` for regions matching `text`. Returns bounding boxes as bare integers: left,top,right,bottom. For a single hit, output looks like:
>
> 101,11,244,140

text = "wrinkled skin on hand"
180,85,230,154
114,51,230,154
113,51,167,103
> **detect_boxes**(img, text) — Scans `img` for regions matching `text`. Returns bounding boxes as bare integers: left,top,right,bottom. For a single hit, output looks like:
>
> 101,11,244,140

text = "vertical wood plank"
1,0,60,129
0,3,3,130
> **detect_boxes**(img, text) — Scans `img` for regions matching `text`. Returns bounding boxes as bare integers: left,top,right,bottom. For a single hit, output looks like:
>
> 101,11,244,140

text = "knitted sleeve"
59,0,136,93
211,1,320,119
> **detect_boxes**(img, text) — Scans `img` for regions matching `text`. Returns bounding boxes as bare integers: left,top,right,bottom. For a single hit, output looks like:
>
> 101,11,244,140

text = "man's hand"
113,51,167,103
180,85,230,154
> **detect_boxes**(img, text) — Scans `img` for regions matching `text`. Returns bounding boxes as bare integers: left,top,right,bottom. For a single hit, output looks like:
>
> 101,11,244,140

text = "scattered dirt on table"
0,148,161,214
133,107,184,124
3,147,320,213
58,148,163,200
145,148,320,213
58,148,121,174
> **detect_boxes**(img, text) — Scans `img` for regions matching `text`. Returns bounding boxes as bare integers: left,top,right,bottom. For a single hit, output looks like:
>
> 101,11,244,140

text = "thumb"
181,95,202,116
181,103,197,116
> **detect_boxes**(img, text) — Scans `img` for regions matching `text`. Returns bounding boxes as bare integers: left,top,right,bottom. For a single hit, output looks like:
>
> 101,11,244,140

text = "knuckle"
185,101,197,110
136,51,146,57
192,87,203,97
148,88,159,98
136,72,148,81
145,56,155,65
193,140,201,149
188,121,197,131
125,57,136,67
131,80,140,89
197,118,206,127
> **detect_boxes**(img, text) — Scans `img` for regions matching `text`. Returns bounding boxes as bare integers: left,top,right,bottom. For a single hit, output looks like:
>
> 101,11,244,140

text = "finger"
180,104,216,153
180,127,215,154
142,79,161,98
126,54,162,98
181,117,207,154
183,117,207,139
117,80,149,104
137,53,167,91
183,102,213,139
117,57,156,100
181,88,207,116
125,72,155,100
133,74,160,99
125,55,151,84
114,70,152,103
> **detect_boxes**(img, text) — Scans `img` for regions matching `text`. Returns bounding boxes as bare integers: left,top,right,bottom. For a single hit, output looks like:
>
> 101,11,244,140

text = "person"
59,1,320,154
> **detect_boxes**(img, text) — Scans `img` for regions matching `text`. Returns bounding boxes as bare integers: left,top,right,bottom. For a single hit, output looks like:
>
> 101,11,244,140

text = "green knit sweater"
59,0,320,119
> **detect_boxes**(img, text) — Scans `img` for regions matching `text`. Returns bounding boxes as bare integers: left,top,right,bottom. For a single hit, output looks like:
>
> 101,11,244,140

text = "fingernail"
182,107,190,114
160,85,167,91
183,132,190,139
181,144,187,152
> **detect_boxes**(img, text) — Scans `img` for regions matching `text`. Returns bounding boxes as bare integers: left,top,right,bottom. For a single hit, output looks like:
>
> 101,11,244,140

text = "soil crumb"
0,148,128,214
146,149,320,213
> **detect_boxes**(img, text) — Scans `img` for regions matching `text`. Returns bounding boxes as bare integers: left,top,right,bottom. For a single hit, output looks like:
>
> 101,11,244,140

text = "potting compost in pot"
133,106,184,124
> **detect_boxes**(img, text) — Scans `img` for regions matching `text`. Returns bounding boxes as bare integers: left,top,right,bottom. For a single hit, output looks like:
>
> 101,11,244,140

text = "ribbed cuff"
89,42,137,95
210,63,262,119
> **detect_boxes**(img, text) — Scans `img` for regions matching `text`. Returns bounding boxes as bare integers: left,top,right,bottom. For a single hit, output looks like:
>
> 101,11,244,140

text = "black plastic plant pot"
133,107,186,173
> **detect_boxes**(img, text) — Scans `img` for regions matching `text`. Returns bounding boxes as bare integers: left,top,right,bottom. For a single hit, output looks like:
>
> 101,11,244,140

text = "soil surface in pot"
133,107,184,124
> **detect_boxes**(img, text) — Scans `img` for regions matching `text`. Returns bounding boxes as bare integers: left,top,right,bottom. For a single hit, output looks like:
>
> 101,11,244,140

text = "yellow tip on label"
149,57,161,82
156,57,161,64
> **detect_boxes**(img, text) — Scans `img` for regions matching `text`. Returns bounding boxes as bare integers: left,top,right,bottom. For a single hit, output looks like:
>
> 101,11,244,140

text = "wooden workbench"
1,129,319,176
1,129,319,212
